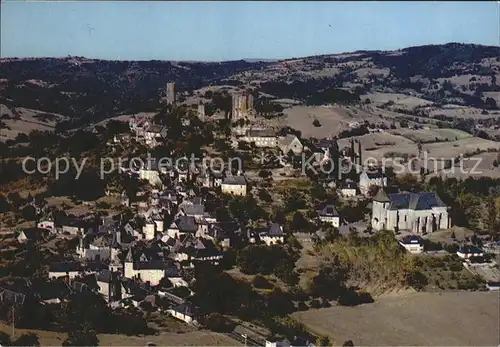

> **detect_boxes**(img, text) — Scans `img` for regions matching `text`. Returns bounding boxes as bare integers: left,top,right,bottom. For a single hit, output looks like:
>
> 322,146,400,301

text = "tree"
258,189,272,203
0,332,11,346
309,299,321,309
309,257,348,300
290,211,309,232
21,205,37,222
316,335,331,347
62,324,99,346
0,194,10,213
323,225,340,243
258,170,272,179
12,333,40,346
342,340,355,347
7,192,22,211
252,275,273,289
485,97,497,110
486,197,498,239
202,313,232,332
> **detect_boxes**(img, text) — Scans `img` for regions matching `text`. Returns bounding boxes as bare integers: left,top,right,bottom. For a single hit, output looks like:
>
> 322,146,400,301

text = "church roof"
387,192,446,211
373,188,390,202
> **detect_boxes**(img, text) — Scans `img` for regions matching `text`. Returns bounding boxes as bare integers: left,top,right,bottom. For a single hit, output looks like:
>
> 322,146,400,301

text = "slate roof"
387,192,447,211
222,174,247,185
181,204,205,216
313,138,335,150
171,301,196,316
363,168,385,179
165,237,183,251
70,274,99,293
133,261,169,270
256,223,284,237
49,262,83,273
60,218,88,229
208,221,240,238
19,228,49,241
318,204,340,217
373,188,390,202
399,235,424,245
146,124,165,134
458,244,484,254
247,128,276,137
96,269,114,283
341,180,358,190
211,171,224,179
84,233,115,248
174,216,198,233
121,278,151,299
279,134,300,147
268,223,284,236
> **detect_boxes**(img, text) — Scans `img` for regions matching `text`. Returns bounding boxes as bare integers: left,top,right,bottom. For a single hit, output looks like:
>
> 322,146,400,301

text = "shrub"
309,299,321,309
252,275,273,289
297,301,309,311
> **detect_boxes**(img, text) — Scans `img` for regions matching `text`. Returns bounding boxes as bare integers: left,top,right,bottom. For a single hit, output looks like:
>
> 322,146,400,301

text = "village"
1,82,499,347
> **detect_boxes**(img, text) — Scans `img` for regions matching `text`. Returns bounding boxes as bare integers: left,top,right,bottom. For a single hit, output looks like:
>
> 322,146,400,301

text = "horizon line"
1,41,497,63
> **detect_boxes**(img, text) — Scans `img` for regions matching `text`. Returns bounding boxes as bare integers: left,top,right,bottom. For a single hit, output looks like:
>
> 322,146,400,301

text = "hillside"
1,43,499,134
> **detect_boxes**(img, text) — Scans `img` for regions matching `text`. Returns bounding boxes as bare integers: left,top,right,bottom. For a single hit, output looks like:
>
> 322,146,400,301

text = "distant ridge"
1,42,497,63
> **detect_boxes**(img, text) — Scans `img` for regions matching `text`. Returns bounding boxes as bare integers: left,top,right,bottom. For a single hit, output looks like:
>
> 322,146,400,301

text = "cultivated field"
427,151,500,180
292,291,500,346
391,128,472,143
365,92,433,109
424,138,500,158
427,106,500,120
0,104,64,141
279,105,390,139
0,323,239,346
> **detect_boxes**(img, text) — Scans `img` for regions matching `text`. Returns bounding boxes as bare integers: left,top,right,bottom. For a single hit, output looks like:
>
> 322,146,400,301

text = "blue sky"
1,1,498,61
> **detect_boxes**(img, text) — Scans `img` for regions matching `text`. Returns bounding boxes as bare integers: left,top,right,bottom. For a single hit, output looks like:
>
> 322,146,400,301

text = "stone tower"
372,188,390,230
231,90,254,120
166,82,176,106
197,102,205,122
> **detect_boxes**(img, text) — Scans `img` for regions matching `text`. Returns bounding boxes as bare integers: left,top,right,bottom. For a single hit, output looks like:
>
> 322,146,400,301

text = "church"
372,189,451,233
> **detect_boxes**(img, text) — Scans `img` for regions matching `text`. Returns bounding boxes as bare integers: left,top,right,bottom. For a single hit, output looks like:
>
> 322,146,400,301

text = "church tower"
372,188,390,231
